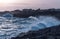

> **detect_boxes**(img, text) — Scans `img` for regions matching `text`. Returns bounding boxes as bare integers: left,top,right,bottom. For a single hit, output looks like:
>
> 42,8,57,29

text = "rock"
11,25,60,39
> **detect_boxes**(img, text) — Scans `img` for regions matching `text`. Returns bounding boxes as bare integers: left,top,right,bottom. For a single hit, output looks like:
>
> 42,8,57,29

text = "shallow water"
0,15,60,39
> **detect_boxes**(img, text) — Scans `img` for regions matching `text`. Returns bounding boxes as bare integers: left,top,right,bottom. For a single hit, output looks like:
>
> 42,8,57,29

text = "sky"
0,0,60,11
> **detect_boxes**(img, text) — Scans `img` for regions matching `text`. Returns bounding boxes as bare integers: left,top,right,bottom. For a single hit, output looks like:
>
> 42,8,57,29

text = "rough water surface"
0,13,60,39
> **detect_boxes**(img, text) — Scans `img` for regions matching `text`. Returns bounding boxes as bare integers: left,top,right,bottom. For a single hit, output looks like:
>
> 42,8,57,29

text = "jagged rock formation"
0,9,60,19
12,9,60,19
11,25,60,39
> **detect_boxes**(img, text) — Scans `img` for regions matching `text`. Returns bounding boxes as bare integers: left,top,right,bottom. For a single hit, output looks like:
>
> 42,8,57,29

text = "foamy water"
0,14,60,39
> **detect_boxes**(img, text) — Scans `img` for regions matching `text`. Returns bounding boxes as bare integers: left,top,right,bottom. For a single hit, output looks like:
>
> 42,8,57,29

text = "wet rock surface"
12,25,60,39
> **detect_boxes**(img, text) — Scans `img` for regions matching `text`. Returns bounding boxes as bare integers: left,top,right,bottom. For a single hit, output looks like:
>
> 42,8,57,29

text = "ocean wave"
0,13,59,39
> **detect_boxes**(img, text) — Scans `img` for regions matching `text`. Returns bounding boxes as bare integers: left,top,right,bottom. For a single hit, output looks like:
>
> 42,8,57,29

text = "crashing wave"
0,13,59,39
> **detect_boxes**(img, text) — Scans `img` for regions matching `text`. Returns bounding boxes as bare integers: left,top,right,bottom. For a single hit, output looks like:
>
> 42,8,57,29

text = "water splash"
0,13,60,39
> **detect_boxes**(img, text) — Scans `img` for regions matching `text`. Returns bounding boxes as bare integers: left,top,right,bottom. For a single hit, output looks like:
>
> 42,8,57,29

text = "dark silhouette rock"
11,25,60,39
11,9,60,19
0,9,60,19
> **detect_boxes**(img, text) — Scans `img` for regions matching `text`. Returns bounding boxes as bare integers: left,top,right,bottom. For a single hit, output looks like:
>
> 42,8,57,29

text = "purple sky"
0,0,60,11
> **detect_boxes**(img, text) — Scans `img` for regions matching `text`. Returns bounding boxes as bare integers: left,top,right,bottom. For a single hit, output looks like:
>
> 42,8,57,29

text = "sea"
0,13,60,39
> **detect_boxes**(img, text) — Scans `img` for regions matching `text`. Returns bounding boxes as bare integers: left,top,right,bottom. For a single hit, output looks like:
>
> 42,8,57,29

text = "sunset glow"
0,0,16,5
0,0,59,11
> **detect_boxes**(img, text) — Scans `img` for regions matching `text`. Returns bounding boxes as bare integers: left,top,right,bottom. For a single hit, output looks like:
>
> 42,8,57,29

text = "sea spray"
0,13,59,39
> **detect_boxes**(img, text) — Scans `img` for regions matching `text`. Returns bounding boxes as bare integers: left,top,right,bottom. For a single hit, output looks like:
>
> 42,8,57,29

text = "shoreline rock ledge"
11,25,60,39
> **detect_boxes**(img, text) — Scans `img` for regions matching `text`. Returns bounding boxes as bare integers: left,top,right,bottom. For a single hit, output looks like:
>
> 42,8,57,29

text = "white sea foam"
0,13,60,39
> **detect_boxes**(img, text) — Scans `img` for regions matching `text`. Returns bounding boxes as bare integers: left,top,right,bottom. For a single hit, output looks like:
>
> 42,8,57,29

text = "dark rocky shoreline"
11,25,60,39
0,9,60,19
